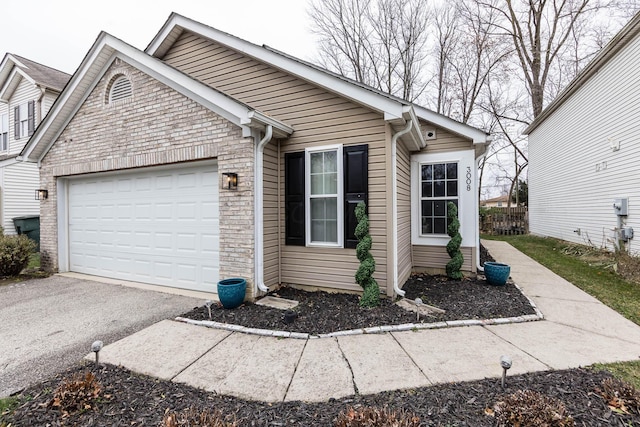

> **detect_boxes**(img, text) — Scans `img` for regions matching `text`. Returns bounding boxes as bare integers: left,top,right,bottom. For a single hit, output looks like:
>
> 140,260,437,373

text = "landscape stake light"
205,300,213,320
500,355,512,388
92,340,104,367
414,297,423,322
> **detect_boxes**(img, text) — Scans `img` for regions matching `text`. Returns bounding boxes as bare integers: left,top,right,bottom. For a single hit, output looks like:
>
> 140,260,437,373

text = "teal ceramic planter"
484,262,511,286
217,278,247,309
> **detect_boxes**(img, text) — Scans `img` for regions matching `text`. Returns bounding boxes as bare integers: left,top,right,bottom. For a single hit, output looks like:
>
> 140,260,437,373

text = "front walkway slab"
93,320,229,380
392,326,549,384
175,333,305,402
487,321,640,369
337,333,429,395
285,337,354,402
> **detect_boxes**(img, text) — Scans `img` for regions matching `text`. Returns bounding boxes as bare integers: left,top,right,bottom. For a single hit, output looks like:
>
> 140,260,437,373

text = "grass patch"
0,396,20,424
484,234,640,326
593,361,640,389
27,252,40,270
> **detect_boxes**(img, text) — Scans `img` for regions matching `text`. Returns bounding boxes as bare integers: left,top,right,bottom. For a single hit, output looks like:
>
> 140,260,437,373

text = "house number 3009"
466,167,472,191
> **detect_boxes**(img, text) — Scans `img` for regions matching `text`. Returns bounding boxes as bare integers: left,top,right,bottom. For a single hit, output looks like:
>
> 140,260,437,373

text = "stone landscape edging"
174,279,544,339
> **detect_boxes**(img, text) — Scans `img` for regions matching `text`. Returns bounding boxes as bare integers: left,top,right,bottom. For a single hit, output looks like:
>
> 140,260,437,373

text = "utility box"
12,215,40,251
622,227,634,241
613,198,629,216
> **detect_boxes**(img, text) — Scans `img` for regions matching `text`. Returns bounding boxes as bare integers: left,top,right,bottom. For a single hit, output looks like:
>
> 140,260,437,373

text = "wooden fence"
481,207,528,235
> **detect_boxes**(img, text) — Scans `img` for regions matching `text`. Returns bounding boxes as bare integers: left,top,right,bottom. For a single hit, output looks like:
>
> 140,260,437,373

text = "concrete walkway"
92,241,640,402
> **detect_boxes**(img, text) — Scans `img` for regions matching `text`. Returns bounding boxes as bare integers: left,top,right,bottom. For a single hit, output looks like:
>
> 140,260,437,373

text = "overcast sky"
1,0,315,74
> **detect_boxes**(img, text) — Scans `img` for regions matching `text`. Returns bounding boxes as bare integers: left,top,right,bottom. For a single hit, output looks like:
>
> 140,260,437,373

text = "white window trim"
305,144,344,248
418,161,459,237
0,112,8,152
411,150,474,247
18,103,28,139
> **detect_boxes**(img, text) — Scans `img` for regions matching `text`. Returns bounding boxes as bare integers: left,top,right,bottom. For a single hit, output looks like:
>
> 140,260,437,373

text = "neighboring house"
525,12,640,251
0,54,70,234
481,195,510,208
20,13,489,299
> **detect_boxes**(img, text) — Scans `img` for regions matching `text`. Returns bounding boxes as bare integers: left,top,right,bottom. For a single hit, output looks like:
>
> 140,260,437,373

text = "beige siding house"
20,13,489,299
0,54,70,234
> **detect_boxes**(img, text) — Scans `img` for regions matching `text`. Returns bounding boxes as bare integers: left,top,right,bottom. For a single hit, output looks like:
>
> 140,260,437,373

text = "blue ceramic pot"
217,278,247,309
484,262,511,286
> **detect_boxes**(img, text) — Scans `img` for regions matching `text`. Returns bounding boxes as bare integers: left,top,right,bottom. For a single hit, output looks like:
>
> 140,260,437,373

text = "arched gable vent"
108,75,133,103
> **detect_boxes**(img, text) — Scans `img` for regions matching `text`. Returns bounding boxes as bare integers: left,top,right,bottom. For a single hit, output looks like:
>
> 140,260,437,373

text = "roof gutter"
391,119,414,297
255,124,273,294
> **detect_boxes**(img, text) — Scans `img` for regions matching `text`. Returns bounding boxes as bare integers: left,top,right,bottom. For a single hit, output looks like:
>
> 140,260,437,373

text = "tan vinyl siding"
163,31,389,293
412,246,474,273
419,120,472,153
263,141,279,288
397,140,412,289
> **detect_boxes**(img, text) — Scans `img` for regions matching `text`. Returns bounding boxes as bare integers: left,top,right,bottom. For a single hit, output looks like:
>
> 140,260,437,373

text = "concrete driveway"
0,275,202,397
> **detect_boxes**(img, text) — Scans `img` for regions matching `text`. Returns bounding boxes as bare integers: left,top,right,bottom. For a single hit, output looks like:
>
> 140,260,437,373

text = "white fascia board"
21,34,117,162
0,68,35,102
413,105,489,144
23,33,270,163
244,110,294,138
0,156,19,167
146,14,406,119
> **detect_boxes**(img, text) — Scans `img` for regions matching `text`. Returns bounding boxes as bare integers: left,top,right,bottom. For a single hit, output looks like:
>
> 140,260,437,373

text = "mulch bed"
5,362,639,426
180,244,529,335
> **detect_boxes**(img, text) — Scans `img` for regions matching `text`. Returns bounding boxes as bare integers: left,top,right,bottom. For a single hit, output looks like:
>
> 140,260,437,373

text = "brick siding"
39,58,256,298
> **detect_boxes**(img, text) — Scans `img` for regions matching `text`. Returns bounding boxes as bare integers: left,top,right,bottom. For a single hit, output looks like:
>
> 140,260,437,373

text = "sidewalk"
91,240,640,402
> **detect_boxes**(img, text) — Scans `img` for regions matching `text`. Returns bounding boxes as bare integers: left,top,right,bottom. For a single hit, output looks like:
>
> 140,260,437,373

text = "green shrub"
354,202,380,307
161,407,237,426
492,389,574,426
334,406,420,427
446,202,463,280
0,234,37,277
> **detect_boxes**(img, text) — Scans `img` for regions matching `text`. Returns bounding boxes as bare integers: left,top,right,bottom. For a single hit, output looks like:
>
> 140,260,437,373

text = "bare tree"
477,0,609,118
308,0,430,101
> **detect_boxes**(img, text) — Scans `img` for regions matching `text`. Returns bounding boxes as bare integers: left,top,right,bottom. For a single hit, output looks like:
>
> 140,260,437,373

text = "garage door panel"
68,163,220,293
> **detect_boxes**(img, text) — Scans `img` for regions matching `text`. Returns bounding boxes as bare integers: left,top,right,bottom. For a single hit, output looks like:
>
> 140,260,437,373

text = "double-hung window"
13,101,34,139
285,144,368,249
420,162,458,235
0,113,8,151
306,146,343,246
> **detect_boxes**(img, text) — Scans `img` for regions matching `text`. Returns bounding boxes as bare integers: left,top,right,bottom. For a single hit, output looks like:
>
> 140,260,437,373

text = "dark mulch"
182,277,536,335
181,244,531,335
5,362,638,426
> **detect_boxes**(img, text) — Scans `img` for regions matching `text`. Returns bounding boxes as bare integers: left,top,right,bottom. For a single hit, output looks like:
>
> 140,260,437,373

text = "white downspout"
391,119,414,297
255,125,273,293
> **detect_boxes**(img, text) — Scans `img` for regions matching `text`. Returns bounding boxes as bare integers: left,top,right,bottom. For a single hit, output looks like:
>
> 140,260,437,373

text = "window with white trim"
18,103,28,138
0,113,7,151
420,162,458,235
306,146,343,246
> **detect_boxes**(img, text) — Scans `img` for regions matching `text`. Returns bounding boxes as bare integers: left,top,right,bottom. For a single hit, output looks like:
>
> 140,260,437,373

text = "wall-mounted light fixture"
35,189,48,200
222,172,238,190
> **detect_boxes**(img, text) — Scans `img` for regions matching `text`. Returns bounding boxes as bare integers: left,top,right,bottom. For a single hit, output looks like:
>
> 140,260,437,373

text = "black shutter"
14,106,19,139
285,151,305,246
344,144,369,249
27,101,35,136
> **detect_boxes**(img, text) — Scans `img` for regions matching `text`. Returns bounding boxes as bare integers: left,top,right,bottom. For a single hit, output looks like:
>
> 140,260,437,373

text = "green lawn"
485,234,640,386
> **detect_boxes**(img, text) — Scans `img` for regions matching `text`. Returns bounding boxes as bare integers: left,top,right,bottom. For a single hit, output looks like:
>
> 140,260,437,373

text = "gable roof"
0,53,71,102
19,32,293,164
525,12,640,134
146,13,489,146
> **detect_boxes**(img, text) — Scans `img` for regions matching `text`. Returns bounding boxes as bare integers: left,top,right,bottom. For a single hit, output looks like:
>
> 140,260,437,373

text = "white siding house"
0,54,70,234
525,12,640,251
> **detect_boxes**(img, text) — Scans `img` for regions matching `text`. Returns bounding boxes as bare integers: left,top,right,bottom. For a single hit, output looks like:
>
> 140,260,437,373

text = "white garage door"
67,163,219,293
